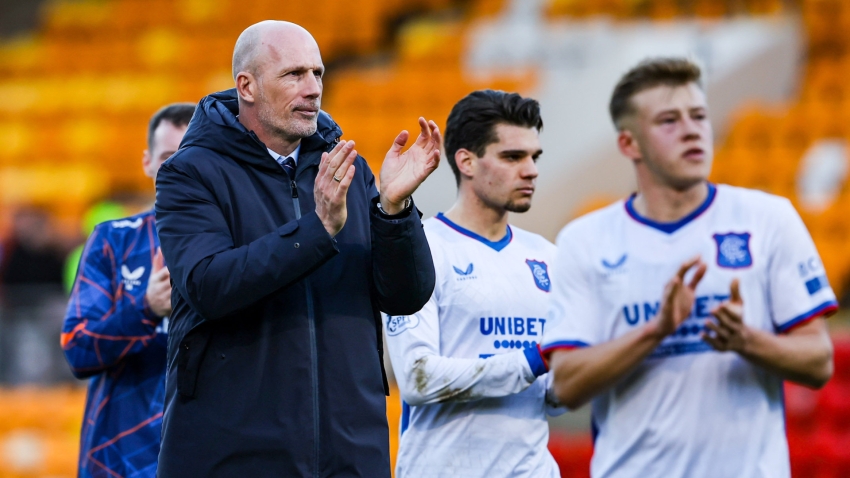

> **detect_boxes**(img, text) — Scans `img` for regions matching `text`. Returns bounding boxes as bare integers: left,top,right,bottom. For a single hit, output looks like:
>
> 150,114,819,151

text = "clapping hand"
378,117,442,214
145,249,172,320
703,279,749,352
650,256,707,339
315,140,357,237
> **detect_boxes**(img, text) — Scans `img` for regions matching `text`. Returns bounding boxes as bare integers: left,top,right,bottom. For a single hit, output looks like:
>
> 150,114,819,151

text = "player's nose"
521,156,539,179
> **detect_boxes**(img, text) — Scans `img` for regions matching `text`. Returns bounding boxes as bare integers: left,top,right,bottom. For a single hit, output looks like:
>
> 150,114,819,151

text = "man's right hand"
145,249,172,319
315,140,357,237
649,256,707,339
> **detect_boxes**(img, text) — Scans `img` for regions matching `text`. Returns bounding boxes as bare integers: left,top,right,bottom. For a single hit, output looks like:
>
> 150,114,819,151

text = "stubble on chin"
505,200,532,214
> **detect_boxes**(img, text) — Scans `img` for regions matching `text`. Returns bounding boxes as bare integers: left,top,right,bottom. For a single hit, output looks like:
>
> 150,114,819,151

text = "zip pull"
290,180,299,198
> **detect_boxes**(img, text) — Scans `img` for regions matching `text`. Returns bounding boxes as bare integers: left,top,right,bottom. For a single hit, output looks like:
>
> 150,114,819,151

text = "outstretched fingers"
676,255,701,281
663,276,681,312
388,130,410,157
334,161,356,198
413,117,432,147
429,120,442,147
326,141,356,182
730,278,742,303
688,261,708,290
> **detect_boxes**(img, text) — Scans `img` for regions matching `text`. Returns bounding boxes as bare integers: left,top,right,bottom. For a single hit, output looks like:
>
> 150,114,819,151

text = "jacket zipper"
289,179,321,478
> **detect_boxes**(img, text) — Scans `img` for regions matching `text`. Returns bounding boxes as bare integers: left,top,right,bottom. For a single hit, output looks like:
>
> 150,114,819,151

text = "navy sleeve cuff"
370,196,420,223
523,346,548,377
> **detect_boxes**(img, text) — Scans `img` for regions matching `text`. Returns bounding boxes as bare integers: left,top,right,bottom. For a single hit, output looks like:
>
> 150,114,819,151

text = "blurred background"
0,0,849,476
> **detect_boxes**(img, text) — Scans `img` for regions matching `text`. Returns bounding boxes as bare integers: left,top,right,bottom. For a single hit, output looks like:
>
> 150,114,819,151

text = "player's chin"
505,198,532,213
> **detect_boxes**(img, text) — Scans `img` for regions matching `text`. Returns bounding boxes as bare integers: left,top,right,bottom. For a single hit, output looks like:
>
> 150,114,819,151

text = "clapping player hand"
146,249,172,319
379,117,442,214
650,256,707,339
703,279,749,352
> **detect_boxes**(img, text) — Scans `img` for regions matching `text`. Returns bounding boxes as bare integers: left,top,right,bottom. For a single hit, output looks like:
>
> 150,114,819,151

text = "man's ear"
454,149,476,181
142,149,154,179
235,71,257,104
617,128,641,164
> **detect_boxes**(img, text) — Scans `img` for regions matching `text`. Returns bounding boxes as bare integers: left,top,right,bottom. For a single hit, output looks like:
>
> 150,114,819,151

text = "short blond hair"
609,57,703,130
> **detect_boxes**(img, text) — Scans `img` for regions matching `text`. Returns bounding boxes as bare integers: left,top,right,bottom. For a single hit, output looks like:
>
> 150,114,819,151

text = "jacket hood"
180,88,343,171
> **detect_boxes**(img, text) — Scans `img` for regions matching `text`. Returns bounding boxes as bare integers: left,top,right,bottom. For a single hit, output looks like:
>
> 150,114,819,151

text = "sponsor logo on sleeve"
805,275,829,295
713,232,752,269
385,315,420,336
121,265,145,291
111,218,143,229
525,259,551,292
798,257,830,295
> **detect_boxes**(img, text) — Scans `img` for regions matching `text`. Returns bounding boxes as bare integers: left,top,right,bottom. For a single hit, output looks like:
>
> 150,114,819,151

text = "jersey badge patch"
713,232,752,269
385,315,420,336
525,259,551,292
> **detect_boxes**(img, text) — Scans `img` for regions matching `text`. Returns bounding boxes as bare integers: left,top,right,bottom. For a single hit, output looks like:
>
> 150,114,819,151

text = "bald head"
232,21,319,81
232,20,325,156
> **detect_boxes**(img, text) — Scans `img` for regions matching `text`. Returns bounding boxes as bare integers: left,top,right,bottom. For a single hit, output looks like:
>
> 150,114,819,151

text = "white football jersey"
386,213,561,478
542,183,838,478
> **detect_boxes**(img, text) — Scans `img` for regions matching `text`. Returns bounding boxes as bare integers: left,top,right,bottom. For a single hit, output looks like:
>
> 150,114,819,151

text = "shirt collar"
267,143,301,165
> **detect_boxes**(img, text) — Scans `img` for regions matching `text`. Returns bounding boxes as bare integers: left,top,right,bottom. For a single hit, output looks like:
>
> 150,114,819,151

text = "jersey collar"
435,213,513,251
624,182,717,234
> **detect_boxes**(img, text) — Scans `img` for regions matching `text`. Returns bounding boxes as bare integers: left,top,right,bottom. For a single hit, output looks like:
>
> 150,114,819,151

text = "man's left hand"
379,117,442,214
703,278,751,353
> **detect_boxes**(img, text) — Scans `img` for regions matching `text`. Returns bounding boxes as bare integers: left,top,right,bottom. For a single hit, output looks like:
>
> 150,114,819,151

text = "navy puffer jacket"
155,89,435,478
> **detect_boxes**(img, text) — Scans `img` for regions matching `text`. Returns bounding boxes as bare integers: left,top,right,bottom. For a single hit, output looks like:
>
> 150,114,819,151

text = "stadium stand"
0,0,849,476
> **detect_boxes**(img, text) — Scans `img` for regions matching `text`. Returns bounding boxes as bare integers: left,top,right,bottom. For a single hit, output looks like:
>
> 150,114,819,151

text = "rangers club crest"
525,259,551,292
385,314,420,336
713,232,753,269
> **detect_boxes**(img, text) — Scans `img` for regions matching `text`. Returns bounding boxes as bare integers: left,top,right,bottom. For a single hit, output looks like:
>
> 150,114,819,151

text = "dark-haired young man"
385,90,561,478
62,103,194,478
543,58,836,477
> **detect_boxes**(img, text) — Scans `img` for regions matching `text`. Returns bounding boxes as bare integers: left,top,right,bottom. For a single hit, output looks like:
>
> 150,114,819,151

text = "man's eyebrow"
498,149,535,156
281,65,324,75
653,108,681,118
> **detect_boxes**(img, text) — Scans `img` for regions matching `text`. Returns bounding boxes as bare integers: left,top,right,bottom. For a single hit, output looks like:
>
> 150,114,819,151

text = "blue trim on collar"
624,183,717,234
435,213,512,252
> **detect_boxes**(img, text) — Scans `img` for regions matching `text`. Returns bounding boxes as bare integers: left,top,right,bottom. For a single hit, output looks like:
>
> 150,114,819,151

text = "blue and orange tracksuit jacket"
61,209,167,478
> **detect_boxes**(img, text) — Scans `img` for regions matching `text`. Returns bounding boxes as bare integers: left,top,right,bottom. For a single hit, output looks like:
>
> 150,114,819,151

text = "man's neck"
443,188,510,241
238,113,301,157
632,178,709,223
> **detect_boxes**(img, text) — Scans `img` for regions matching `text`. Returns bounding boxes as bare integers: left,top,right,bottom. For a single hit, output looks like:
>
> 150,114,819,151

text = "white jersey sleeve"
541,222,602,353
386,289,546,406
766,199,838,332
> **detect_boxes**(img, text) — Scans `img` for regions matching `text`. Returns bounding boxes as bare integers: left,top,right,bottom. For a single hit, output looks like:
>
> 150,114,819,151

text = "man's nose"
521,157,539,179
302,72,322,98
682,117,702,140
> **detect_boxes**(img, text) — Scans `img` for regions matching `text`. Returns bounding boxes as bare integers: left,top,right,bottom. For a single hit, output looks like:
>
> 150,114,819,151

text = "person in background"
61,103,194,478
0,205,69,384
385,90,562,478
543,58,836,478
